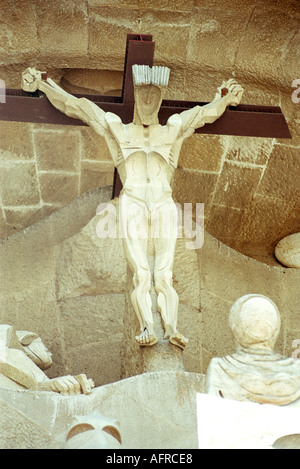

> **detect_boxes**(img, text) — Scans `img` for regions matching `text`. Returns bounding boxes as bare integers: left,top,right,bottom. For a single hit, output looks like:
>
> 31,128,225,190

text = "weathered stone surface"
0,162,40,206
256,144,300,202
225,136,275,165
34,130,80,172
180,134,224,173
235,4,300,86
39,172,79,205
0,371,205,449
172,169,218,207
80,127,112,161
213,161,263,209
0,398,61,449
55,209,127,300
140,10,191,66
88,6,140,68
36,0,89,65
188,7,250,70
0,122,34,161
80,161,114,193
62,69,123,95
0,0,39,64
206,204,243,246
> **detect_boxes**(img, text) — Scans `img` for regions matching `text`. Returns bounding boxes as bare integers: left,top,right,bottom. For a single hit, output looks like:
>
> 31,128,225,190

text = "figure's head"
229,294,281,352
0,324,53,370
132,65,170,126
64,412,122,449
16,330,53,370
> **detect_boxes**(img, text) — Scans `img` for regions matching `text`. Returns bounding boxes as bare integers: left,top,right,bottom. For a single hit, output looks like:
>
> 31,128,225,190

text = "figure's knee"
154,270,173,292
133,268,151,289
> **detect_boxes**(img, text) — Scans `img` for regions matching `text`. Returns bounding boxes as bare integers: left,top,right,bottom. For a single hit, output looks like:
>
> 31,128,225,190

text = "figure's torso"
105,116,183,203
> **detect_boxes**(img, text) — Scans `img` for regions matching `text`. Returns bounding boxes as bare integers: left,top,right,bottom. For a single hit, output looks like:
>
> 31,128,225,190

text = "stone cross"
1,34,291,198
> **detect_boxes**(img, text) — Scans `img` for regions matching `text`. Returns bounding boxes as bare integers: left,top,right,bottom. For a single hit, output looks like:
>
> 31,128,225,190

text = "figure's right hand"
21,67,46,92
39,373,95,395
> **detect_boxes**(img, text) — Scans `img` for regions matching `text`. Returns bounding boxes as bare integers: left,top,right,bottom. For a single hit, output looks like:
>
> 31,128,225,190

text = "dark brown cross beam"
0,33,291,198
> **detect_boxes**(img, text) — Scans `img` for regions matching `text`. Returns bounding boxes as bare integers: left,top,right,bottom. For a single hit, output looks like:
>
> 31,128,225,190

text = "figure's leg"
120,194,157,346
153,200,188,350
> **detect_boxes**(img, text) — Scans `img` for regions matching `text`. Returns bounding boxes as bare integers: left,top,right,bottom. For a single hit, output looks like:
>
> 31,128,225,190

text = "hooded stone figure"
205,294,300,406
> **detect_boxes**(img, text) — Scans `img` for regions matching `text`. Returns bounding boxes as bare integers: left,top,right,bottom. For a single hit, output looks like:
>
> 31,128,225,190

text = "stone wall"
0,0,299,263
0,121,114,238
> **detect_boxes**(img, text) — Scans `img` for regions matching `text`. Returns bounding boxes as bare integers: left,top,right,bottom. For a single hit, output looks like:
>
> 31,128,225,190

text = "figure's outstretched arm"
0,347,94,395
21,67,108,137
177,79,244,137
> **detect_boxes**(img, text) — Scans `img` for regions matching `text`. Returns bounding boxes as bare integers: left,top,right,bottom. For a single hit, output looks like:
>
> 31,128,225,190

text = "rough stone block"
0,162,40,206
139,0,194,11
88,0,139,8
39,172,79,205
60,293,125,386
0,0,39,63
88,6,139,68
61,294,125,348
34,130,80,172
35,0,88,65
55,210,127,301
4,207,45,231
206,204,243,244
80,127,112,161
80,161,114,193
139,10,191,66
180,134,224,173
0,122,34,161
256,145,300,202
235,6,299,85
187,8,249,70
172,168,218,208
213,161,263,209
225,136,275,165
62,68,123,95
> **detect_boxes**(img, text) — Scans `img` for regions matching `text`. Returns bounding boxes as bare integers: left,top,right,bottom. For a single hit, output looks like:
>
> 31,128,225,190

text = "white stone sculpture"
22,66,243,349
206,294,300,406
64,412,122,449
0,325,94,395
275,232,300,268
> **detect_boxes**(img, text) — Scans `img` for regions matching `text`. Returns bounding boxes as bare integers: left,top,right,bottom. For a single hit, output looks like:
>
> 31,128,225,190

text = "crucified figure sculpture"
22,66,243,350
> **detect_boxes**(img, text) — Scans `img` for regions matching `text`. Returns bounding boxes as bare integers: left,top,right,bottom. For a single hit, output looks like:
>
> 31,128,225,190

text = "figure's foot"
163,324,188,350
135,328,158,347
170,332,188,350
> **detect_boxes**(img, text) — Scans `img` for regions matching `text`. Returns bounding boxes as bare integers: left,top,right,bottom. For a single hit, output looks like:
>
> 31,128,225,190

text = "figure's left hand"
216,78,244,106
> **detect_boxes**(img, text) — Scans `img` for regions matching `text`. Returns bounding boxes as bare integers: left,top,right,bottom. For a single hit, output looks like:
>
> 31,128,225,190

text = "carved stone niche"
60,69,123,96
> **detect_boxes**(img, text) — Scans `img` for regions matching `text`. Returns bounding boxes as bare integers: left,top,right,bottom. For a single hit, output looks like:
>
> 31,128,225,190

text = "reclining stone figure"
0,325,94,395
